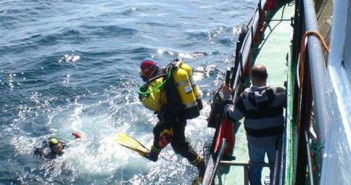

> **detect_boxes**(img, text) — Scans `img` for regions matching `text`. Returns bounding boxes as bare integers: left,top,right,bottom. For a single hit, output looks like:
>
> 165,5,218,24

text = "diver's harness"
138,59,202,119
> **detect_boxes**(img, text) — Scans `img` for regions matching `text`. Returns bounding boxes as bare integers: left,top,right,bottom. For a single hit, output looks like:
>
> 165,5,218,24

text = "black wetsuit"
34,139,66,159
152,109,205,177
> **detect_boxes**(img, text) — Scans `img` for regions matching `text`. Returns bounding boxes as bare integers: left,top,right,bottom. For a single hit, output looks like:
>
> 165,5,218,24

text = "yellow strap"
191,156,203,165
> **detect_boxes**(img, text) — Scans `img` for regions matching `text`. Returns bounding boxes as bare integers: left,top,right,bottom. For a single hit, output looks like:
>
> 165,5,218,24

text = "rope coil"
298,31,330,89
296,31,330,138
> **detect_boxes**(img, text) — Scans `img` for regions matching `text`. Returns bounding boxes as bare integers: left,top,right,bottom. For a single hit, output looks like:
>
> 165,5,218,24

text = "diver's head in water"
49,138,64,154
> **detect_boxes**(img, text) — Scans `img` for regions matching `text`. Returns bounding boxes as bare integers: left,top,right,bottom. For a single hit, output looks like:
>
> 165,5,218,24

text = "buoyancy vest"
138,74,168,112
138,59,202,119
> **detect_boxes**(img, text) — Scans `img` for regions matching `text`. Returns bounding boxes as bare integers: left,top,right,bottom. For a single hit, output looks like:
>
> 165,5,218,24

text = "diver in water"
34,132,81,159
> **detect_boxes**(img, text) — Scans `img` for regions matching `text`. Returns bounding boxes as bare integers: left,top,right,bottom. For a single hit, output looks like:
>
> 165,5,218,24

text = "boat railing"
203,0,280,185
202,1,275,185
301,0,328,146
232,0,264,95
285,0,329,184
237,0,265,85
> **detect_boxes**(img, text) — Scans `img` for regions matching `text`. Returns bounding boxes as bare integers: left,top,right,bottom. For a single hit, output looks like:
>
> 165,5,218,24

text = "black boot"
192,157,205,184
144,145,160,162
196,158,206,178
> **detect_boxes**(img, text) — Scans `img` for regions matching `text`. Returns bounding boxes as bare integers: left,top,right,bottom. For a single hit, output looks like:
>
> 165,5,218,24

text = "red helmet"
140,58,159,81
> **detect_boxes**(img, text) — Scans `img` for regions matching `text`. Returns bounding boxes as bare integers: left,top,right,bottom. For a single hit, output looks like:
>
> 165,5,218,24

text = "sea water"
0,1,256,184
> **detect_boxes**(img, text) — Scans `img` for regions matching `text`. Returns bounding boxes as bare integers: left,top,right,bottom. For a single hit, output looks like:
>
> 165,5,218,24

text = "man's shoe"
196,159,206,177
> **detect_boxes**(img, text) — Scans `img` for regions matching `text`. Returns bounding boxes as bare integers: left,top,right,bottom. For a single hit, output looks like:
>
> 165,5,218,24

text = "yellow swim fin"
114,133,150,156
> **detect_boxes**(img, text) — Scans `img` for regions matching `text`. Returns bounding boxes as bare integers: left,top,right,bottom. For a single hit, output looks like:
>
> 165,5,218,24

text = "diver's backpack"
164,59,202,119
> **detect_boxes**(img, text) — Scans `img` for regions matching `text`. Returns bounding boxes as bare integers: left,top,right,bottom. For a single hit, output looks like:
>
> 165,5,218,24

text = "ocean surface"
0,1,256,184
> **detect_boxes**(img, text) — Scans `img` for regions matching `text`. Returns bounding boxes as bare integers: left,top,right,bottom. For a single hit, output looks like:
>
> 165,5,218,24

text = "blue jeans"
248,140,277,185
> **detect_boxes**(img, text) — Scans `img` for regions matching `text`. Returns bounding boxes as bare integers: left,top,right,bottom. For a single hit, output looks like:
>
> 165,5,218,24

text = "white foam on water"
7,65,223,184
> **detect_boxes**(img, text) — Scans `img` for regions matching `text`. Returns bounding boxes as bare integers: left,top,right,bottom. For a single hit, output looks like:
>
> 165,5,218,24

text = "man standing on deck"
222,64,286,185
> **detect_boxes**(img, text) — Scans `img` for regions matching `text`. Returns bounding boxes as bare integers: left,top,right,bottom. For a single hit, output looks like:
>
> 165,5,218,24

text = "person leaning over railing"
221,64,286,185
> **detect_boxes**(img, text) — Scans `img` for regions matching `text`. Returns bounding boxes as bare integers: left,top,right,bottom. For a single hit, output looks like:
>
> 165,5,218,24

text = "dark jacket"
224,85,286,146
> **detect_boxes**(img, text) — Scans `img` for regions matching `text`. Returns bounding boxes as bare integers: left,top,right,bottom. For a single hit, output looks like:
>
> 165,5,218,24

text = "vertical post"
305,131,315,185
244,165,249,185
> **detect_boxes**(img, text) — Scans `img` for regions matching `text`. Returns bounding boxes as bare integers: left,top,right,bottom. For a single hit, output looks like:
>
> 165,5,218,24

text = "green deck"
215,1,295,184
253,1,295,86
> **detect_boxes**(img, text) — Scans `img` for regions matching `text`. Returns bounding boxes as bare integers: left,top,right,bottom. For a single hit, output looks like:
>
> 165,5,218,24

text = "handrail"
239,0,262,76
229,0,262,115
202,139,227,185
239,27,252,72
303,0,329,172
303,0,328,142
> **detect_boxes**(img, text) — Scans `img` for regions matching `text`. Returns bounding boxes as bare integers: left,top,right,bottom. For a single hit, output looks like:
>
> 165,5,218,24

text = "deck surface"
254,0,295,86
